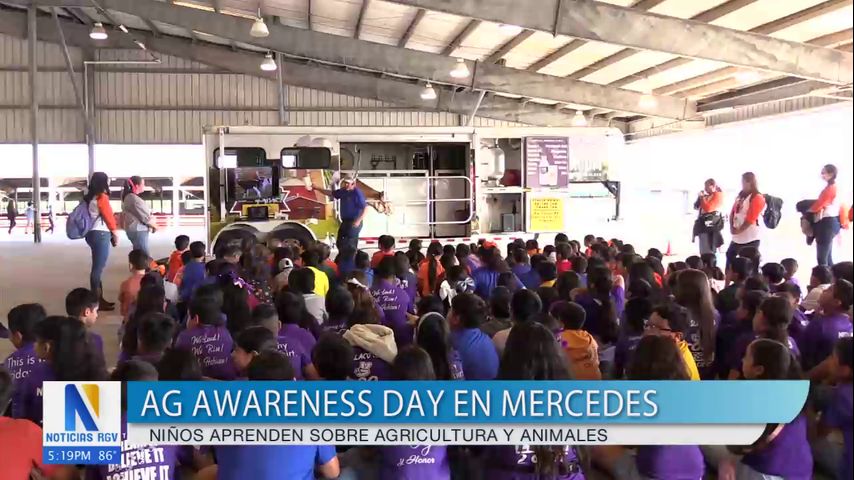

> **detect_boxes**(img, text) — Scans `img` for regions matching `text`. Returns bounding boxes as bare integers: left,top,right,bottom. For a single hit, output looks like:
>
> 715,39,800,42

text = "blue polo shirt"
451,327,499,380
332,188,366,222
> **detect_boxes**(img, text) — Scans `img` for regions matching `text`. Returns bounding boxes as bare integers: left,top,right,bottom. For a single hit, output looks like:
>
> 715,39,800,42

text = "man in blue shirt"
448,293,499,380
314,174,366,253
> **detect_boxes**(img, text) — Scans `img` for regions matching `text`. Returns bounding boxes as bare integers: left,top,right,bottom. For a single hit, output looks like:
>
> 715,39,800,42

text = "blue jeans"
85,230,112,292
814,216,840,267
337,220,362,253
126,229,150,255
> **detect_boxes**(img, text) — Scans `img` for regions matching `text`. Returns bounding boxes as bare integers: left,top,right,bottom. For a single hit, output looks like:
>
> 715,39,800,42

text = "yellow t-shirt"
308,266,330,297
677,340,701,381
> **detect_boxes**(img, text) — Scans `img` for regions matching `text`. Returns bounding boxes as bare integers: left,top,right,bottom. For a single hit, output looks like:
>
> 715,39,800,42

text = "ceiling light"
260,53,277,71
89,22,108,40
251,16,270,38
450,58,470,79
735,70,762,84
420,83,437,100
499,24,523,35
118,24,129,33
571,110,588,127
134,40,147,50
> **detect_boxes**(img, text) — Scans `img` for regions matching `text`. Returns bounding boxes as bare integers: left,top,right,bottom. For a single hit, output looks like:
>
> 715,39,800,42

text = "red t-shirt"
370,250,394,269
556,259,573,274
0,417,58,480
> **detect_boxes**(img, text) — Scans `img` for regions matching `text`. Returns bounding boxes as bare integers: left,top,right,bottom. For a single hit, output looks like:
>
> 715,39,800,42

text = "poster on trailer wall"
525,137,570,189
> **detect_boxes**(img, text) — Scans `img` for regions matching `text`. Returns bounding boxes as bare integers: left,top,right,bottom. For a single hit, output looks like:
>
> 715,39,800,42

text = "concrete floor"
0,226,204,366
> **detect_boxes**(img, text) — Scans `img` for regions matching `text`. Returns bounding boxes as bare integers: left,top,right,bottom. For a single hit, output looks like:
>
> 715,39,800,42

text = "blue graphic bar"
127,380,808,424
43,446,122,465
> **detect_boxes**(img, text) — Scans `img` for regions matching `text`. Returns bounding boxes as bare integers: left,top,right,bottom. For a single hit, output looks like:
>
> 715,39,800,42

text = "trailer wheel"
270,224,314,251
212,226,258,255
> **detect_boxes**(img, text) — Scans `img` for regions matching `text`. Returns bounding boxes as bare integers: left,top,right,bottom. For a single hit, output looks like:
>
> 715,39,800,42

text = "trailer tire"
213,226,258,255
270,224,314,250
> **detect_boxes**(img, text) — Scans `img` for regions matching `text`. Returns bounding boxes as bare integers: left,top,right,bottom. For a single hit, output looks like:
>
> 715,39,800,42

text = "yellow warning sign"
529,197,565,232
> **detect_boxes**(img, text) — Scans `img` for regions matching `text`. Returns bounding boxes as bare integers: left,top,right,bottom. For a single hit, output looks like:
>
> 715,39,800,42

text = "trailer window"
280,148,331,169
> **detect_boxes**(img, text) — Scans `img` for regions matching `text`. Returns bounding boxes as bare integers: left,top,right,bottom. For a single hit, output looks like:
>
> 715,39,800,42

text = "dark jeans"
336,220,362,253
814,216,841,267
6,215,15,233
725,239,760,272
86,230,112,292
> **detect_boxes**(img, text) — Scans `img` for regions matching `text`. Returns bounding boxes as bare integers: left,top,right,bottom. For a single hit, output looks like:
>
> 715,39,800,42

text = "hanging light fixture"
89,22,108,40
250,9,270,38
499,24,523,35
420,83,437,100
450,58,470,79
571,110,588,127
260,52,277,71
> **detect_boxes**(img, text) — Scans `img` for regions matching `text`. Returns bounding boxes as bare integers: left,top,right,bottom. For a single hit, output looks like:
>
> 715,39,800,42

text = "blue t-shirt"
451,328,499,380
333,188,366,222
215,445,336,480
179,261,206,302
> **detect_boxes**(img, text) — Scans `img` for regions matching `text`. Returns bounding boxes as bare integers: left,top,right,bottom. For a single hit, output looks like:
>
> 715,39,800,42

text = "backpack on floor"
66,201,94,239
763,194,783,229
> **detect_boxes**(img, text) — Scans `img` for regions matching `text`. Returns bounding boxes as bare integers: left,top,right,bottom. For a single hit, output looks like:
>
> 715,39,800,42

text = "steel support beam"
354,0,369,39
484,29,534,64
398,8,425,48
442,19,480,56
28,4,41,243
0,10,616,128
383,0,853,84
697,78,831,112
655,29,854,96
607,0,853,88
72,0,690,118
526,0,665,73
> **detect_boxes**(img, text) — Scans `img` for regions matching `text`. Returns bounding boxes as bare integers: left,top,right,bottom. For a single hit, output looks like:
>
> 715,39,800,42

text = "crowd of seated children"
1,230,852,480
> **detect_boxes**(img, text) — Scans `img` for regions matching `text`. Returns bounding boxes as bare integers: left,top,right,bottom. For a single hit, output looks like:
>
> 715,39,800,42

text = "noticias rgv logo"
65,383,101,431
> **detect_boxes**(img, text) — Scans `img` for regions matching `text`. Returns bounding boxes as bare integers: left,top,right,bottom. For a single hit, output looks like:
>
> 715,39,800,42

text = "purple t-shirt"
482,445,585,480
727,332,800,375
88,417,192,480
822,383,853,480
684,310,721,370
612,334,642,378
276,335,312,380
787,309,810,346
379,445,450,480
372,279,415,347
279,324,317,356
396,272,418,306
574,286,625,342
4,343,44,415
800,313,853,370
635,445,704,479
742,414,813,479
12,361,54,425
174,324,235,380
450,349,465,380
349,346,392,381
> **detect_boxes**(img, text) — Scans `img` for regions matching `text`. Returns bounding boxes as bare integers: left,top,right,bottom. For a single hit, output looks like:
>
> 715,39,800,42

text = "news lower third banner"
44,380,808,464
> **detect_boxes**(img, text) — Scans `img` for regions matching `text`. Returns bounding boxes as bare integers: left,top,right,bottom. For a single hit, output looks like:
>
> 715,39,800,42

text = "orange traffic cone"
665,241,672,256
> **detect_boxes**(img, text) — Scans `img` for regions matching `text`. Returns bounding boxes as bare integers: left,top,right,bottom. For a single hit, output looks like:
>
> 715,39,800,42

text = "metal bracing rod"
466,90,486,126
51,9,89,124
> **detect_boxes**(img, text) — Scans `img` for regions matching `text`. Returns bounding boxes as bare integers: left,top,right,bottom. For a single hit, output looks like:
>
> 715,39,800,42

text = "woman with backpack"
726,172,766,271
85,171,119,311
810,164,842,267
121,176,157,255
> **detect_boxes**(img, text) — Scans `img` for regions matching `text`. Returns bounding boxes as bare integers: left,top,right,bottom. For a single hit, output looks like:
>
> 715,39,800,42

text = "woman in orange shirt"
417,241,444,298
726,172,766,271
810,164,841,266
85,172,120,311
696,178,724,255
